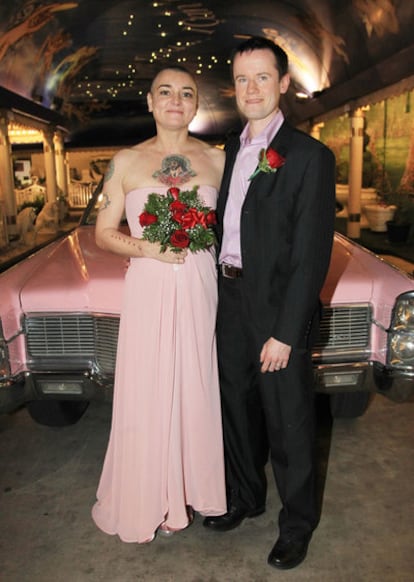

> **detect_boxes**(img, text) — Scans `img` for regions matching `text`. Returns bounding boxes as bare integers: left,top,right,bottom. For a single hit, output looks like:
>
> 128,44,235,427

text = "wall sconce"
295,91,310,102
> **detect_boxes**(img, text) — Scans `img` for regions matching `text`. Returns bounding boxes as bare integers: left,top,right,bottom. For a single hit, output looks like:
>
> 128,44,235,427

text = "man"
203,37,336,570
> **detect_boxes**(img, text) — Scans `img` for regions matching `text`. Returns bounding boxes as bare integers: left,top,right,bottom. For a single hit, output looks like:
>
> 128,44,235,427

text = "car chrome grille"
94,317,120,373
25,305,371,375
25,314,119,375
314,304,371,357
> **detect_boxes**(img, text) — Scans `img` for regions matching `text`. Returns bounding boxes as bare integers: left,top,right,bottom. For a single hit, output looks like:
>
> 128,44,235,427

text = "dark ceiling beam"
294,43,414,124
0,85,68,130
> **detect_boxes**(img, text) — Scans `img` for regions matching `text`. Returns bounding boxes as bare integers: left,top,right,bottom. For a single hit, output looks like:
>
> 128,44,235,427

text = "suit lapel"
268,120,293,158
217,134,240,220
218,120,295,217
244,121,294,201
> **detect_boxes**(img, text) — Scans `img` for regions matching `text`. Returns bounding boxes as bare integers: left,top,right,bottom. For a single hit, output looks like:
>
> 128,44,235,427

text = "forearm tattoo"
109,232,141,250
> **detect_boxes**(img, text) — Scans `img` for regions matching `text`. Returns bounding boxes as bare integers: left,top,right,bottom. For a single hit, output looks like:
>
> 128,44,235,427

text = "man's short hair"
231,36,289,78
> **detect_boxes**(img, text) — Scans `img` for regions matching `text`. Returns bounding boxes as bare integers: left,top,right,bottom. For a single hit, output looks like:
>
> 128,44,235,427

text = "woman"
91,66,226,543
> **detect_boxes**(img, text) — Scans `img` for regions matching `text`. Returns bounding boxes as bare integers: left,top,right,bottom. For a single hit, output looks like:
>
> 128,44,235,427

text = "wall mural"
353,0,399,37
321,91,414,196
0,0,412,151
0,1,100,122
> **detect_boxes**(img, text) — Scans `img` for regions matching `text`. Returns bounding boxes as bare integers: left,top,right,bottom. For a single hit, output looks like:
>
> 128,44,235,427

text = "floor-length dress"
92,185,226,543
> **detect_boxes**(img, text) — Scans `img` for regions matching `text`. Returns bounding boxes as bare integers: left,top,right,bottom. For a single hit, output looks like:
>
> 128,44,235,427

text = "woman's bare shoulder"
204,143,225,174
110,140,155,171
208,144,225,162
190,137,224,163
114,141,149,159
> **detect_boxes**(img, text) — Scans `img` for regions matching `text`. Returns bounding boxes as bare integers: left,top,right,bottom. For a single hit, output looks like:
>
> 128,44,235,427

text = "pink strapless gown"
92,186,226,543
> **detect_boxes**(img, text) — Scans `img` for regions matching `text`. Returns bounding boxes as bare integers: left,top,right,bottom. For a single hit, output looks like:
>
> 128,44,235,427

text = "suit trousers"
216,274,318,538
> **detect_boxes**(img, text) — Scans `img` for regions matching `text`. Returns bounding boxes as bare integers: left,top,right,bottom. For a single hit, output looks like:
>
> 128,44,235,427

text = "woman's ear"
147,92,153,112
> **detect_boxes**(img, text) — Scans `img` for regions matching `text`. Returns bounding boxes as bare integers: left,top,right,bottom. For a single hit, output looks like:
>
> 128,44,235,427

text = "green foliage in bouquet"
139,186,217,253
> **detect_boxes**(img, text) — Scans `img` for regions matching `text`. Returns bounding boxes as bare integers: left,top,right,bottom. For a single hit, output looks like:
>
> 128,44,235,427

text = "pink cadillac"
1,186,413,426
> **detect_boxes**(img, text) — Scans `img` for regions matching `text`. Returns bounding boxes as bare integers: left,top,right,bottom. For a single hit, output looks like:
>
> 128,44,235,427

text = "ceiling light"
8,123,43,144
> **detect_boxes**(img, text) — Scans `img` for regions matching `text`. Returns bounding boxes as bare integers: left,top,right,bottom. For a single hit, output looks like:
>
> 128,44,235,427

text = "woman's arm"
95,153,186,263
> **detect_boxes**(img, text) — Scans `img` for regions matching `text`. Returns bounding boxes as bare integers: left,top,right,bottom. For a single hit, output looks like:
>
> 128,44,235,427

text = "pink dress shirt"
219,110,285,268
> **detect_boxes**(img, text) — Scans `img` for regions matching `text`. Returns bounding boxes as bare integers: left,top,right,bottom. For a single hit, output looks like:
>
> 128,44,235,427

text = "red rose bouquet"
249,147,286,180
139,186,217,253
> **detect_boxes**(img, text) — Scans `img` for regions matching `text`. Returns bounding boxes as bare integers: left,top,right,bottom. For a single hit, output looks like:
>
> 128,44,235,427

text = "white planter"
335,185,378,228
363,204,397,232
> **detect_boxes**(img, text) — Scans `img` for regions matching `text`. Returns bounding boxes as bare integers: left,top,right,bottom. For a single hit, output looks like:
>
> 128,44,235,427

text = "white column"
311,122,324,141
0,111,17,240
54,130,68,198
43,127,58,202
347,109,364,239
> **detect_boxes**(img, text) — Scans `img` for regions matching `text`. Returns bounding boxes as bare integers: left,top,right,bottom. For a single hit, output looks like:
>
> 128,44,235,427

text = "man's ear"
280,73,290,95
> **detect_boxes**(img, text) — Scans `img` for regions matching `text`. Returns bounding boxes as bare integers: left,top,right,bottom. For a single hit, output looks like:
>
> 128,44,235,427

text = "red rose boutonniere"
249,147,286,180
139,187,217,253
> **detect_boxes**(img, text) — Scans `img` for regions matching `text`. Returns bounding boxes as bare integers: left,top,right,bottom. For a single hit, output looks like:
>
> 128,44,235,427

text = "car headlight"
0,320,11,379
388,291,414,368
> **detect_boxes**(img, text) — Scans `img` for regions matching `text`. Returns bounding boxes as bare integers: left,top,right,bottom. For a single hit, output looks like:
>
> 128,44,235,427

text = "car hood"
3,229,412,340
18,227,126,314
321,233,412,306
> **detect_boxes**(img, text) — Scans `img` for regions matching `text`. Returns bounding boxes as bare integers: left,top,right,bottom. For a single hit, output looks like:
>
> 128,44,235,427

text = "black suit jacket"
217,121,336,349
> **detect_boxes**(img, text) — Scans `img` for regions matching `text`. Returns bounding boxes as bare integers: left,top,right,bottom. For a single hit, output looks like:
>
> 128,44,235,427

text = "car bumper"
1,362,413,414
315,361,414,402
0,370,113,413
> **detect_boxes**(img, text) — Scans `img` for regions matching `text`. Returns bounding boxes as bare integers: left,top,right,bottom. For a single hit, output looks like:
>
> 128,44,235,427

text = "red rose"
168,187,180,200
170,229,190,248
206,210,217,226
265,148,285,169
139,211,158,226
197,211,207,228
180,207,200,229
170,200,187,211
172,209,186,224
170,200,188,224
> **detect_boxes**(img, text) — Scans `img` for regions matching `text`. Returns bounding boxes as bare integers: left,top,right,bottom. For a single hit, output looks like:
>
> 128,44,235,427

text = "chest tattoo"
152,154,196,186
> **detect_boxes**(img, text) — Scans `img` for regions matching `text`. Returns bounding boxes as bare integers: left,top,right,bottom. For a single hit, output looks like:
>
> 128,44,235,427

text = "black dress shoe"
203,505,265,532
267,535,310,570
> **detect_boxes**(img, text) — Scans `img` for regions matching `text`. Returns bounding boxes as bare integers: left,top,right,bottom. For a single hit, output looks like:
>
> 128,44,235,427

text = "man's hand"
260,337,292,373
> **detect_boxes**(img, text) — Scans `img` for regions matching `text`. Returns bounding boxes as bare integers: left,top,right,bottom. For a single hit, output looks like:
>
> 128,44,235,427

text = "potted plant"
385,192,414,243
364,195,397,232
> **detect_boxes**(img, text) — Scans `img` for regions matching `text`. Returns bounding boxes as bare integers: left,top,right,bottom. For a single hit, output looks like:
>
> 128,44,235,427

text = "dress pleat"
92,186,226,543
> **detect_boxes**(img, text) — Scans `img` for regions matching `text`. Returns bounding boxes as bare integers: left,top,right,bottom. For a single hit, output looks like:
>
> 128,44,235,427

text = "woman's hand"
142,240,188,264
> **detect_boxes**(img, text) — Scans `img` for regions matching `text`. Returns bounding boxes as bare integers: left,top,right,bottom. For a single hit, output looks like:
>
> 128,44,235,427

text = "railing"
15,185,46,207
68,181,97,208
14,181,97,211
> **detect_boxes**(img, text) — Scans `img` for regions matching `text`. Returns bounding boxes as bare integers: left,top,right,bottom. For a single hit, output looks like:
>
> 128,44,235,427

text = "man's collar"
240,109,285,147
